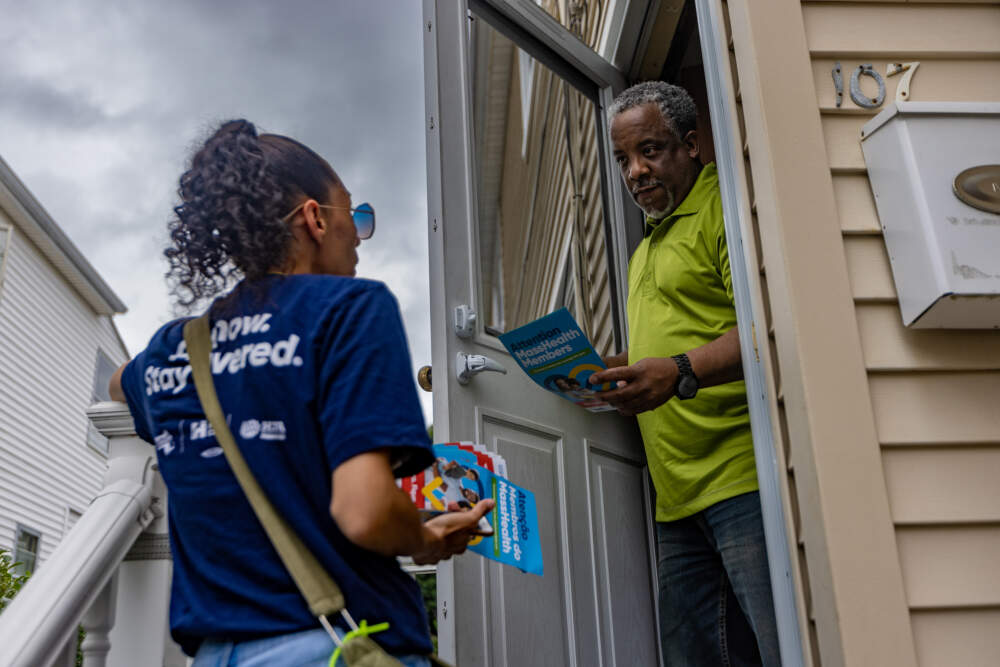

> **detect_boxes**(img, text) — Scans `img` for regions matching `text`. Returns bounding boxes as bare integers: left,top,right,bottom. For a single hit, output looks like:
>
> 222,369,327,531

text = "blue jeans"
656,491,780,667
192,627,432,667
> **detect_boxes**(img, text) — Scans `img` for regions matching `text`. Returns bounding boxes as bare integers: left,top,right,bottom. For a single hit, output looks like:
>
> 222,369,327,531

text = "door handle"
456,353,508,385
417,365,433,392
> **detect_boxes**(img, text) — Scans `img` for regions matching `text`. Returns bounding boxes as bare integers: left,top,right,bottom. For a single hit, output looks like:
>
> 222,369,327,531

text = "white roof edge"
0,155,127,316
862,101,1000,140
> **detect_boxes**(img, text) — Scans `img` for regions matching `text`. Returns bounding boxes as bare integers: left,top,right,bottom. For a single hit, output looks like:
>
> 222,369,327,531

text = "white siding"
0,212,127,567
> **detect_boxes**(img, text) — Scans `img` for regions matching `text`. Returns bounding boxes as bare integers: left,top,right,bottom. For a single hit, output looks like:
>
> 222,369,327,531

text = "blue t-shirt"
120,275,434,657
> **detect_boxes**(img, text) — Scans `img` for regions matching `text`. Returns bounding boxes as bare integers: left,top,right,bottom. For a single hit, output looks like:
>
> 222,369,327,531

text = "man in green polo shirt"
592,81,779,666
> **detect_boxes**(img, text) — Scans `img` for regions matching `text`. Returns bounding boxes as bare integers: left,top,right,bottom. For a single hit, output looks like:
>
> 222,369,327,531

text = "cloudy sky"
0,0,435,420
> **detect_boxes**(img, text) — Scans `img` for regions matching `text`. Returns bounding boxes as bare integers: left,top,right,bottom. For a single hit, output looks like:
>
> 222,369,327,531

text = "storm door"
422,1,659,665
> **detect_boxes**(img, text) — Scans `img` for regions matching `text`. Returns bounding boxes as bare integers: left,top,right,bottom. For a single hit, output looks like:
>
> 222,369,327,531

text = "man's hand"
412,499,496,565
602,351,628,369
591,357,679,416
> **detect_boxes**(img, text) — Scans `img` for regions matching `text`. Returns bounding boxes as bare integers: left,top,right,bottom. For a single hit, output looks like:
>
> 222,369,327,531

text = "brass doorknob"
417,365,433,392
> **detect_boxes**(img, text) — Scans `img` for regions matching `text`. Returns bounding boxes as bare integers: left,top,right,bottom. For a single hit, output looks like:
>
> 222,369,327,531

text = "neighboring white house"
0,155,128,576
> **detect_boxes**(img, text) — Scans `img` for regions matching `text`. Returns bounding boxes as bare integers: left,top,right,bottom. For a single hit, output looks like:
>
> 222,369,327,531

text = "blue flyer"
498,308,615,413
422,444,544,576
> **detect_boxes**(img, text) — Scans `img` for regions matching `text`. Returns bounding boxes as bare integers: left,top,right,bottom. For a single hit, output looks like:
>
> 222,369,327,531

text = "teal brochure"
498,308,615,413
428,444,544,576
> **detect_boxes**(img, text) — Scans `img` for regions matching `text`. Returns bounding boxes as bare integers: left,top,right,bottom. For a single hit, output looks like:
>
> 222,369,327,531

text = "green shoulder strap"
183,313,451,667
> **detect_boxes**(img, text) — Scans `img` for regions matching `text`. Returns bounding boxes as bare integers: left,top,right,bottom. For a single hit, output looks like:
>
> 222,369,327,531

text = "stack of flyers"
399,442,543,576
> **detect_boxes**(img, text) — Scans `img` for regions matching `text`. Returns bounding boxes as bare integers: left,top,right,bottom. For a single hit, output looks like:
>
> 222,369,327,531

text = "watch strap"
672,353,695,379
671,353,699,399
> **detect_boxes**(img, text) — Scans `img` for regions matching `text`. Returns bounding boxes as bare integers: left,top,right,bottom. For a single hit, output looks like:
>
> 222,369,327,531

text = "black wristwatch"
671,353,699,400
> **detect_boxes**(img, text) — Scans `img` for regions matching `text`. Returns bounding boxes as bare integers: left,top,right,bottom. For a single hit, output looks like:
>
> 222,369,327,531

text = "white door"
423,1,659,665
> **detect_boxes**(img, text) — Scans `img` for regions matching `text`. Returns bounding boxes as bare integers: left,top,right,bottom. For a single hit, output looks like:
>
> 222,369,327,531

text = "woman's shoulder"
134,316,193,365
280,275,398,310
292,273,389,294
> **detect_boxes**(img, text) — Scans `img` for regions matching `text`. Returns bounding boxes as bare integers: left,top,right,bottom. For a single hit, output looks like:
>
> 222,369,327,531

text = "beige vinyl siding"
725,0,920,663
911,609,1000,667
500,66,577,322
495,0,616,354
0,216,128,567
501,68,611,350
804,2,1000,665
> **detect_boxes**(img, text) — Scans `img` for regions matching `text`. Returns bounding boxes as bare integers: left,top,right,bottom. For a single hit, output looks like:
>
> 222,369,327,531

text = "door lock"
456,353,507,385
454,305,477,339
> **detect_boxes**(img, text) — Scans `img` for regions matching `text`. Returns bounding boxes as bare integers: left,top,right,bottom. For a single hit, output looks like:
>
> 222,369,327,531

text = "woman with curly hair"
110,119,491,666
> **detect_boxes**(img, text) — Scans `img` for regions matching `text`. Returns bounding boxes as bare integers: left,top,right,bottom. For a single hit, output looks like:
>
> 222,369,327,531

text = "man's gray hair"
608,81,697,139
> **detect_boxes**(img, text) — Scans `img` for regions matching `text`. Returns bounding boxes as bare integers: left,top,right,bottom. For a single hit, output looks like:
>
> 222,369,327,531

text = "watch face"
677,374,698,399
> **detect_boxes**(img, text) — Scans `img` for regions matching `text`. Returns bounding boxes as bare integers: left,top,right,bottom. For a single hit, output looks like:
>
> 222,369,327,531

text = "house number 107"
832,61,920,109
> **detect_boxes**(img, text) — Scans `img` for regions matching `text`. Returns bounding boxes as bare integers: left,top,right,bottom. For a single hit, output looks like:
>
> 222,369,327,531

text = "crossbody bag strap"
184,313,438,667
183,313,345,617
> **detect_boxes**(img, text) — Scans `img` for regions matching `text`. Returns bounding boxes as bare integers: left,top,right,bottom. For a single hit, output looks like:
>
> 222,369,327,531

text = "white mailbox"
861,102,1000,328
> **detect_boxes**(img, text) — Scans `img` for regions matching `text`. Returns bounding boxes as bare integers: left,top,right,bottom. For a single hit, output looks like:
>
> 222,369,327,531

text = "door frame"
694,1,806,664
423,0,805,663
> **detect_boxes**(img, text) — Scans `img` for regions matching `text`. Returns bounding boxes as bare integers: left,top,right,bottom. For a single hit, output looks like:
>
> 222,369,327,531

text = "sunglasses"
318,202,375,240
282,201,376,240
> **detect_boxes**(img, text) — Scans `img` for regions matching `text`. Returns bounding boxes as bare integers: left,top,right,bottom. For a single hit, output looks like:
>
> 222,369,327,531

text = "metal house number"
832,61,920,108
850,64,885,109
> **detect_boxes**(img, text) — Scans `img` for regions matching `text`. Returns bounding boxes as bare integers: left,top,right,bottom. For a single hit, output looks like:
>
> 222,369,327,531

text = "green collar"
644,162,719,235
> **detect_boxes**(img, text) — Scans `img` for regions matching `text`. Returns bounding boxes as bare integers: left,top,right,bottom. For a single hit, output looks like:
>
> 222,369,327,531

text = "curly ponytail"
165,119,340,308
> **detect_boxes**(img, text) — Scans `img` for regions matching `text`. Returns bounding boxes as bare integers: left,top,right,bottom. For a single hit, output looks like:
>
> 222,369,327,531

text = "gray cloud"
0,71,114,129
0,0,434,422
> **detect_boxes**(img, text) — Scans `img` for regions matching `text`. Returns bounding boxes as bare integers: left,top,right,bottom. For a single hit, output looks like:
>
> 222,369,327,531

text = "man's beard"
631,181,674,220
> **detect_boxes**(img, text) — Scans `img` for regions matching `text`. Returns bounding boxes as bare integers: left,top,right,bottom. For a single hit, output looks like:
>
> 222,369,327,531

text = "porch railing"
0,402,182,667
0,401,434,666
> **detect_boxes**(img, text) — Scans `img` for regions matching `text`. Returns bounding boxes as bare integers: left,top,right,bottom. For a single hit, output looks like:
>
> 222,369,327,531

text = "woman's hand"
412,499,496,565
332,451,494,561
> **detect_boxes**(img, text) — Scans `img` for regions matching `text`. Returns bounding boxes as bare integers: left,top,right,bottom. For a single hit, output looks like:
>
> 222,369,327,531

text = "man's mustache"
630,179,663,194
